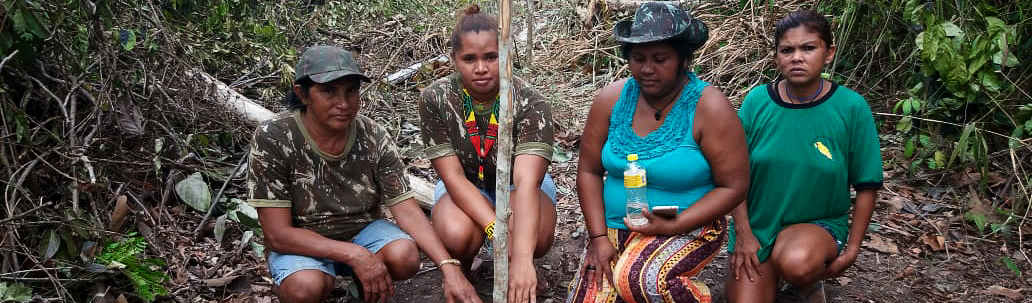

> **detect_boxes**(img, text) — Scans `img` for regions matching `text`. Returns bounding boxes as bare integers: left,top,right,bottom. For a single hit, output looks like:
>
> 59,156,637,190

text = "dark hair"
450,4,498,55
620,38,698,73
774,10,833,48
283,76,315,110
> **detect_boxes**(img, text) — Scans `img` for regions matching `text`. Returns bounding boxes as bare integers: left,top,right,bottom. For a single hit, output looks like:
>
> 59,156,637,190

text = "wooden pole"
525,0,535,69
493,0,514,302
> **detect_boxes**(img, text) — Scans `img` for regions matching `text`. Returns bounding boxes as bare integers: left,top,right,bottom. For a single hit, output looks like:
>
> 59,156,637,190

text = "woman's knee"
277,270,333,303
772,248,824,286
533,191,557,258
431,200,482,257
379,239,420,280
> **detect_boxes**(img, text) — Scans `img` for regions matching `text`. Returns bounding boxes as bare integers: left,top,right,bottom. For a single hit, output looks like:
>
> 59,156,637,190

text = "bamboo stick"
493,0,514,301
525,0,535,69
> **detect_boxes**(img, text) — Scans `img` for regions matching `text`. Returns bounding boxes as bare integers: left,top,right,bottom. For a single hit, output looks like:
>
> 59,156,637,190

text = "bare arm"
431,156,496,228
509,154,549,263
845,189,877,253
258,207,370,264
672,87,749,231
577,80,623,239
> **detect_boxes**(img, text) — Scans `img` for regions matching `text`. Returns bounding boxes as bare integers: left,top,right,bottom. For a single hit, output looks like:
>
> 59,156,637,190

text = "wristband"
439,259,461,267
485,221,496,240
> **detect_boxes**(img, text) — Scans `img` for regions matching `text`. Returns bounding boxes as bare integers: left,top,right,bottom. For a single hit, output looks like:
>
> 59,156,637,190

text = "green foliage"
96,233,169,303
1002,256,1022,277
1,0,51,60
0,282,33,303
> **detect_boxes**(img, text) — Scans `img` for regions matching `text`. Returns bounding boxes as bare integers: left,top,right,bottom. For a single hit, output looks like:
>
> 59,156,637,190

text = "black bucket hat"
613,2,709,50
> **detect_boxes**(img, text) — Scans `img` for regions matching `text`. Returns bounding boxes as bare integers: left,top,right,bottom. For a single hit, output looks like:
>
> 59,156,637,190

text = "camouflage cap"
613,2,708,49
295,45,371,83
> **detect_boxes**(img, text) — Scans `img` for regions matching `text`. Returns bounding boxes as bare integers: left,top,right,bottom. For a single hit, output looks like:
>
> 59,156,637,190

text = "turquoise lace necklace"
607,72,709,160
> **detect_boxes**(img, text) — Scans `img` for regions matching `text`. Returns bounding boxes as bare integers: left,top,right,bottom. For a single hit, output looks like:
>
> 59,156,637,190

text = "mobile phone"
651,206,678,219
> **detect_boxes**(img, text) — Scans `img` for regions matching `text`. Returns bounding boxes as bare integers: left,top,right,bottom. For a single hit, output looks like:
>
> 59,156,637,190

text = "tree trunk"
493,0,514,302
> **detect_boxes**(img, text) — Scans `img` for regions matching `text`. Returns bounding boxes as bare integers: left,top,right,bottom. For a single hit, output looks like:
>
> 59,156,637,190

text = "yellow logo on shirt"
815,141,833,160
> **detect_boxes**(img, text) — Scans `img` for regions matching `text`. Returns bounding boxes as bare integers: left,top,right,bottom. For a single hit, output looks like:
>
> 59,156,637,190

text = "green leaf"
992,51,1020,67
552,145,572,163
214,214,227,247
1010,127,1025,149
949,124,975,168
1002,256,1023,277
175,172,212,212
933,150,945,169
121,30,137,51
39,229,60,261
941,22,962,37
227,199,259,229
897,116,913,133
251,242,265,258
965,211,988,233
0,282,33,303
904,136,916,158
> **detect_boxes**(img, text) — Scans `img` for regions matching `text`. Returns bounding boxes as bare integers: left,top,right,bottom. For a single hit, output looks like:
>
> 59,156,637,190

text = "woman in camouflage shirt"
249,46,480,303
419,4,557,303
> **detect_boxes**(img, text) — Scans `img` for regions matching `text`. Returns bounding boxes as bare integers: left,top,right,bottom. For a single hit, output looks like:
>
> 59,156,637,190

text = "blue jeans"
432,173,558,205
266,219,412,286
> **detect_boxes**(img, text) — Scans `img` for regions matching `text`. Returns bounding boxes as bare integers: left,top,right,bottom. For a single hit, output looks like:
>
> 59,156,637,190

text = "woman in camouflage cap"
248,45,481,303
567,2,749,303
419,4,557,303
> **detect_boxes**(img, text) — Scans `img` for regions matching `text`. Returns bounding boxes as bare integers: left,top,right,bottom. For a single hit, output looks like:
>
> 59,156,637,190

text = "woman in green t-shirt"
726,10,883,303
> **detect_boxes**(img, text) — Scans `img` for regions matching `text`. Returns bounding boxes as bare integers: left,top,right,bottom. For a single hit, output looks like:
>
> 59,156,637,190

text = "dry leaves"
987,285,1023,300
864,234,901,254
921,234,946,251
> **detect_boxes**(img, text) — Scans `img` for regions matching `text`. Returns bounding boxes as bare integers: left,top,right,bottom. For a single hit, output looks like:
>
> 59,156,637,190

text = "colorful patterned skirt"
565,217,727,303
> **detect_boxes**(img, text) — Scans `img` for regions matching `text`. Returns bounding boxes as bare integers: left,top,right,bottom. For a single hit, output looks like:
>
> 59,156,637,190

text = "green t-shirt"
729,82,883,262
247,110,414,242
418,73,554,190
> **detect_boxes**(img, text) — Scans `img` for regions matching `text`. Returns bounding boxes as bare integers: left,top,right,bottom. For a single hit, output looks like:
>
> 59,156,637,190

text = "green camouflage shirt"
247,110,413,241
419,73,554,190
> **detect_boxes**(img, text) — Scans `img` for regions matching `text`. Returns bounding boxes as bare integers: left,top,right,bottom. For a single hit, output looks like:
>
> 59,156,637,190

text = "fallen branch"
0,202,54,225
192,152,249,240
186,69,276,124
0,50,18,71
192,68,439,210
384,54,449,85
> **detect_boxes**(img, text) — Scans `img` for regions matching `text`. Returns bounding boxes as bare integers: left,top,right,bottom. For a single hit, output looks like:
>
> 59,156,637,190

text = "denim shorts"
813,221,844,253
266,219,412,286
432,173,558,205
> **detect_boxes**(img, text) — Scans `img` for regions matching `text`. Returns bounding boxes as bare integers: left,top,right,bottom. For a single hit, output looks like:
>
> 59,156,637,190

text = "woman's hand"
623,211,681,236
348,250,393,303
508,259,537,303
583,235,618,289
441,266,483,303
822,247,858,279
731,232,764,282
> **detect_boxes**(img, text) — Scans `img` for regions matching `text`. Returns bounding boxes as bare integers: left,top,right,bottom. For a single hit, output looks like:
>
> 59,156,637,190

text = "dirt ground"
218,155,1030,303
162,1,1030,302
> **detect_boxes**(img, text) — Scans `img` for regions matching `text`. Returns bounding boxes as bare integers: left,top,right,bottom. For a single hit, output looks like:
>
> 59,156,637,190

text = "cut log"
384,54,449,85
192,68,438,210
188,69,276,124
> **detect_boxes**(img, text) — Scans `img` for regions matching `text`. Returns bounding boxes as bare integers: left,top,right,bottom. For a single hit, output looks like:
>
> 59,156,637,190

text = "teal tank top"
601,73,714,229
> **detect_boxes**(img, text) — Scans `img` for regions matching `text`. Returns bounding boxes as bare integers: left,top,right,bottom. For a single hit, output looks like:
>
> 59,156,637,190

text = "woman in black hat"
567,2,749,303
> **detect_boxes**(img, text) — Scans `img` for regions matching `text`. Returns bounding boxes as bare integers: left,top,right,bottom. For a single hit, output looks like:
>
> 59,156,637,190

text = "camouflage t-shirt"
247,110,413,241
419,73,554,190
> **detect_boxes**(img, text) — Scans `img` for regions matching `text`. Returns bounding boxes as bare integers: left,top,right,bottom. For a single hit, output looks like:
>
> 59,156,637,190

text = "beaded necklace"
461,88,500,182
